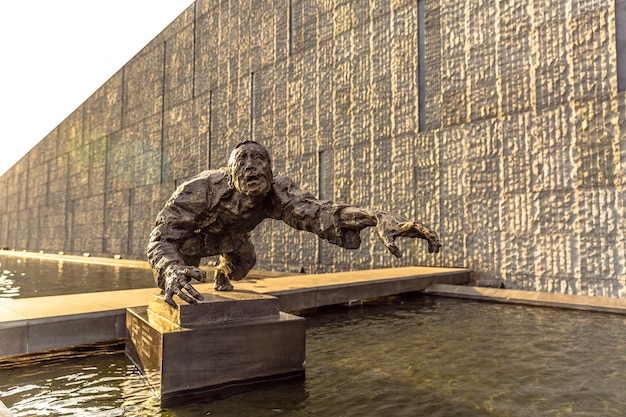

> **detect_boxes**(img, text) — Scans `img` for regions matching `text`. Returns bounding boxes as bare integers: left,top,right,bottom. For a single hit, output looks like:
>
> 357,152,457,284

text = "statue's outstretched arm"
339,207,441,257
274,175,440,257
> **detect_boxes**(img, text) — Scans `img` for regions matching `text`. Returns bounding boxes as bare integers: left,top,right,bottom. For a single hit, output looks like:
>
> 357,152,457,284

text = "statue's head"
227,141,273,199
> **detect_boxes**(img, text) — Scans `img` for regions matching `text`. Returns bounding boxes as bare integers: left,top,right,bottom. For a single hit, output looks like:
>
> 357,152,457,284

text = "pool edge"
425,284,626,315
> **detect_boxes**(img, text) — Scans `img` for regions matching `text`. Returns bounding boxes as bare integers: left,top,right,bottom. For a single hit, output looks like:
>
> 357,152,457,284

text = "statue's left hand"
375,212,441,257
163,264,206,308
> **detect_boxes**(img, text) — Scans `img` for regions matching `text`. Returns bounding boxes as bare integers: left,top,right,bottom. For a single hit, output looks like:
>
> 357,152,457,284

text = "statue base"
125,291,306,404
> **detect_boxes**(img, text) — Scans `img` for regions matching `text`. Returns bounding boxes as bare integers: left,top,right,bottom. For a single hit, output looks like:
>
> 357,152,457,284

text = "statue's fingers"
433,238,442,253
428,233,441,253
182,281,204,302
384,236,403,258
393,222,425,239
166,278,198,305
175,285,198,305
376,229,403,258
164,288,178,309
389,244,402,258
403,222,420,234
186,267,207,283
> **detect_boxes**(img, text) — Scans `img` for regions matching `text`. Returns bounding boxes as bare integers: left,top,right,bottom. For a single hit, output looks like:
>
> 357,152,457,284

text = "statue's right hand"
163,264,206,309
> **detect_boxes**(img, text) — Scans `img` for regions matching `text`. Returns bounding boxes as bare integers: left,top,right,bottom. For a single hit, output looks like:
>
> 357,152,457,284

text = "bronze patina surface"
147,141,441,308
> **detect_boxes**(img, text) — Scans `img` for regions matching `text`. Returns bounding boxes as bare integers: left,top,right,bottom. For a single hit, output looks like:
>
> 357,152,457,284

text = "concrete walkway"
0,266,469,359
0,249,288,279
426,284,626,314
0,400,12,417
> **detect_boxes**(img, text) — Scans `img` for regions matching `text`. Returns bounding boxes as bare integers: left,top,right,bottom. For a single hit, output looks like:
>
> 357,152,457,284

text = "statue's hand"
375,212,441,257
163,264,207,308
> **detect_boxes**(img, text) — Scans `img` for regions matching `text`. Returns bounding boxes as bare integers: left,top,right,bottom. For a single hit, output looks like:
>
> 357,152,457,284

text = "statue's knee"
229,263,252,281
230,255,256,281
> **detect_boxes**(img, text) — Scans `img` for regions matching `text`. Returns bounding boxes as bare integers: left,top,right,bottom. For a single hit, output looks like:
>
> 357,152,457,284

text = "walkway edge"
425,284,626,315
0,400,13,417
0,267,469,359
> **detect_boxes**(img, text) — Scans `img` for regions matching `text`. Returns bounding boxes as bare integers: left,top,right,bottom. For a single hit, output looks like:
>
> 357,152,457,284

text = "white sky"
0,0,194,177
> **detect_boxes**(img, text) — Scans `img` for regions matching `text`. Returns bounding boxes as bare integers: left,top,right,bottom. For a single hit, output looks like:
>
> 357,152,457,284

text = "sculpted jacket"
147,168,363,288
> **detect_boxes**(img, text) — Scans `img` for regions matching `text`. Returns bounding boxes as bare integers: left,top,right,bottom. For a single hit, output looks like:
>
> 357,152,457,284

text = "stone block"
317,285,351,307
274,289,317,312
27,313,119,353
0,399,13,417
147,291,279,327
0,321,27,358
126,290,305,404
362,280,402,298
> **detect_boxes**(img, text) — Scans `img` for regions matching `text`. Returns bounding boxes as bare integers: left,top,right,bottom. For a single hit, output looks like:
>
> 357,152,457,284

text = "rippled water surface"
0,254,154,298
2,295,626,416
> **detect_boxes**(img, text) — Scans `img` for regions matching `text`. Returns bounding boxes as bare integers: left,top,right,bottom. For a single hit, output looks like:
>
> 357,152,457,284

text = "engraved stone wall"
0,0,625,297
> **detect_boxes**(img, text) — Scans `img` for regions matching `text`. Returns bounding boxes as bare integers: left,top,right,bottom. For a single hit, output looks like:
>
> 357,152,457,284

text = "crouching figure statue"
147,141,441,308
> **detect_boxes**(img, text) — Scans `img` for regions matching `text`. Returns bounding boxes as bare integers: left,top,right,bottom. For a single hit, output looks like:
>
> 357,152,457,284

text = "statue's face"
228,143,273,198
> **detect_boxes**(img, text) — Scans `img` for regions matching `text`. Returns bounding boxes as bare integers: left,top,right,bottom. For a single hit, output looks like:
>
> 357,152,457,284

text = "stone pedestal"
125,291,306,404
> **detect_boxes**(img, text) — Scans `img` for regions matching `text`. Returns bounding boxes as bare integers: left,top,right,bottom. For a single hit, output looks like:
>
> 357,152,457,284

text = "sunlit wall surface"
0,0,624,297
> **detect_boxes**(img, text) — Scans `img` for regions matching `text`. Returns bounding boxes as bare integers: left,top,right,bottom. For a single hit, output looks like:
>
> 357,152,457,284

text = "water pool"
0,254,154,299
1,294,625,416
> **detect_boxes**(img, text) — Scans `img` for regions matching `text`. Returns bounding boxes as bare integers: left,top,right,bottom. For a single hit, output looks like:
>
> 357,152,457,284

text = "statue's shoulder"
179,168,228,190
271,174,315,201
271,174,301,196
170,168,230,206
272,174,295,189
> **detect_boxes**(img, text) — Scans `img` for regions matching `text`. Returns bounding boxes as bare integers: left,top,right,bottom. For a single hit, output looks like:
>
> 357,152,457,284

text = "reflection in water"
1,295,626,416
0,255,154,298
0,272,19,299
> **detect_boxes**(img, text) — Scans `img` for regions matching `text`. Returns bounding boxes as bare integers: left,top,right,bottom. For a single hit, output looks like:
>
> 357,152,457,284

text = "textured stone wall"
1,0,625,297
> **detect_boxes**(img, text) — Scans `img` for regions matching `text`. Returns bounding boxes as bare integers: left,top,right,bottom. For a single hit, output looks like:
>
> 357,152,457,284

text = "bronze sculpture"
147,141,441,308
